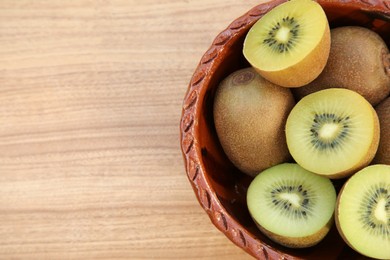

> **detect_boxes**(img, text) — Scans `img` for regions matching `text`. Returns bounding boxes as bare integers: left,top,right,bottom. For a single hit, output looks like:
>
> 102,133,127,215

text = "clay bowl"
180,0,390,259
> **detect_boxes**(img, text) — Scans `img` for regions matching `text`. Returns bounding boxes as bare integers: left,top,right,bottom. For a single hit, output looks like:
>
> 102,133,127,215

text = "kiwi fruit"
285,88,380,179
213,67,295,177
247,163,336,248
335,164,390,260
243,0,330,88
373,97,390,165
293,26,390,106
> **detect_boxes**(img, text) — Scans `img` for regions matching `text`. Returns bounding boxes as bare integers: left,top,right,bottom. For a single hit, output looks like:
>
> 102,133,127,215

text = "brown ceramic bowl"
180,0,390,259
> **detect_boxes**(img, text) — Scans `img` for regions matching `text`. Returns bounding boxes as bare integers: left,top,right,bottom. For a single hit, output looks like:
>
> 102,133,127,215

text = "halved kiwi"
285,88,380,178
243,0,330,88
247,163,336,248
335,164,390,260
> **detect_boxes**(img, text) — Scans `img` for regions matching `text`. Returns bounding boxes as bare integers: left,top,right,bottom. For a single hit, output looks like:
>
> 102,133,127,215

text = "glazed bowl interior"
181,0,390,259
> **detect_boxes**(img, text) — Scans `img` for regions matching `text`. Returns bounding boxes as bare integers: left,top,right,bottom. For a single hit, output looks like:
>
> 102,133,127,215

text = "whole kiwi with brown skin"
293,26,390,106
213,67,295,177
373,96,390,164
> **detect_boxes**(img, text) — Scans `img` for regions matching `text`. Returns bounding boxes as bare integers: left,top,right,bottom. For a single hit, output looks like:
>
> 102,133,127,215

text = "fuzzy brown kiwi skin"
323,106,380,179
373,96,390,164
252,216,334,248
293,26,390,106
213,68,295,177
255,23,331,88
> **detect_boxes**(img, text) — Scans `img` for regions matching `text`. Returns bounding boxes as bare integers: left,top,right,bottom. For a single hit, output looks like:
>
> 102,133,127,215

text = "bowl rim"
180,0,390,259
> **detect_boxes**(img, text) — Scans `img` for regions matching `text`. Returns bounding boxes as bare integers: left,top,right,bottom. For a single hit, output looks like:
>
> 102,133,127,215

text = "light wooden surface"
0,0,264,259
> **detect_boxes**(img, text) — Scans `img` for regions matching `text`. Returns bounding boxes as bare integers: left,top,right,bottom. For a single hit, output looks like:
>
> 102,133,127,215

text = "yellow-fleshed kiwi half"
247,163,336,248
285,88,380,179
373,97,390,164
293,26,390,106
213,67,295,177
243,0,330,88
335,165,390,260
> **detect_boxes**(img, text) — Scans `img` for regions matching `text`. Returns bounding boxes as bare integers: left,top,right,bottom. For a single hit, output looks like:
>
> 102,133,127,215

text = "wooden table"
0,0,266,259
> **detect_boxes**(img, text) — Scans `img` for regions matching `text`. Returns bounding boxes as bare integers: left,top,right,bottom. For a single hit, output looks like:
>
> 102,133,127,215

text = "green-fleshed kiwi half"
247,163,336,248
335,164,390,260
285,88,380,179
243,0,330,87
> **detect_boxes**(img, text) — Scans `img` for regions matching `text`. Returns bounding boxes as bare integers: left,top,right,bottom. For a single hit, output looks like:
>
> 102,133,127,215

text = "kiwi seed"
269,182,313,219
263,16,300,53
358,185,390,238
309,113,350,150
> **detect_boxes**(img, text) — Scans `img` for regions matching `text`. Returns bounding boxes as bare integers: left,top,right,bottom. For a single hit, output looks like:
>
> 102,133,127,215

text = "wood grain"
0,0,264,259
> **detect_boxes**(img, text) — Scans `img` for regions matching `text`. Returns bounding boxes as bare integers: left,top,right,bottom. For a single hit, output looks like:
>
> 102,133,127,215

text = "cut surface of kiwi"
243,0,330,87
247,163,336,248
285,88,380,178
293,26,390,106
335,164,390,260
